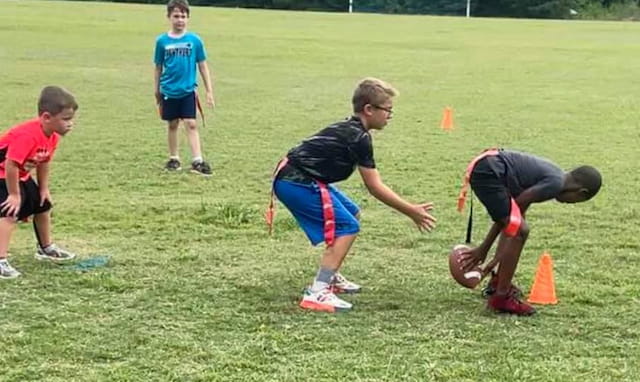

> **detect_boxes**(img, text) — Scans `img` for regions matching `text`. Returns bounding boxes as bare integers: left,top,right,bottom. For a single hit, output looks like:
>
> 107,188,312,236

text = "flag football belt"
265,158,336,246
457,149,521,238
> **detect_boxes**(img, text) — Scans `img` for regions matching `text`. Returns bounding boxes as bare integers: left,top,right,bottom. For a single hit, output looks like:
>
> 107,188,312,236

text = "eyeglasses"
372,105,393,116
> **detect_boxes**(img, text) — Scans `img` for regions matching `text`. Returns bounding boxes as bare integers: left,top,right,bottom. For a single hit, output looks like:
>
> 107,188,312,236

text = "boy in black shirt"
458,149,602,315
268,78,436,313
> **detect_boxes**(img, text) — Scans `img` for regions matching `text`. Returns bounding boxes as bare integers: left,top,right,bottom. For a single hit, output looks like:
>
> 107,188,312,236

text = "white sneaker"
299,287,352,313
330,272,362,294
0,259,21,279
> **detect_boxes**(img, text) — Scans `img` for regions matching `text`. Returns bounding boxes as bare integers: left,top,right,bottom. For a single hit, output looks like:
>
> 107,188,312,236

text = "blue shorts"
273,179,360,246
160,91,196,121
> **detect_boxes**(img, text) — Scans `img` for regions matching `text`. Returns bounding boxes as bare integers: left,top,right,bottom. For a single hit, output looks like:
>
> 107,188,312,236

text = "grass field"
1,1,639,381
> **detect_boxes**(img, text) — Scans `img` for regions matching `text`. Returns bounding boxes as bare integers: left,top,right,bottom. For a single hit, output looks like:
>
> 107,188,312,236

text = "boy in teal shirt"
154,0,214,176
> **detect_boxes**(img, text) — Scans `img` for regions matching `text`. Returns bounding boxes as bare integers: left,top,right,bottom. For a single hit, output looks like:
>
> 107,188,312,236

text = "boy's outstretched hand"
459,246,488,271
409,202,436,232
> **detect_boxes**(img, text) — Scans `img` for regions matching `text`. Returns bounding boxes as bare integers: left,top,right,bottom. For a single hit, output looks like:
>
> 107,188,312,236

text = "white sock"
192,156,203,164
310,267,335,292
310,280,330,293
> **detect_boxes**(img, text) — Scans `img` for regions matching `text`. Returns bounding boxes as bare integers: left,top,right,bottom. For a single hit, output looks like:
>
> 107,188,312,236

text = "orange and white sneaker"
330,272,362,294
299,287,353,313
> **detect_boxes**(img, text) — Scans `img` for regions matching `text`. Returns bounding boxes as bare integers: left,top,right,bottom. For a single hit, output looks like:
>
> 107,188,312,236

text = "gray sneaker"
0,259,21,279
35,244,76,263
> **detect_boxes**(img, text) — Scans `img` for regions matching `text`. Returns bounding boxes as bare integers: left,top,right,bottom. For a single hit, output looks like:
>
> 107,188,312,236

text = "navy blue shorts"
273,179,360,246
0,178,52,220
160,92,196,121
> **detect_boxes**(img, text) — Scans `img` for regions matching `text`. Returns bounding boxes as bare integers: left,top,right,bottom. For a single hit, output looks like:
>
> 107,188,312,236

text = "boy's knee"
168,120,180,130
518,221,529,240
499,217,529,240
183,119,197,130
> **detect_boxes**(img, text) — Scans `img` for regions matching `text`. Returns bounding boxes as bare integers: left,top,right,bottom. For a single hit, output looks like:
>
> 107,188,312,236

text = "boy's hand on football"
459,247,488,272
1,194,21,218
410,202,436,232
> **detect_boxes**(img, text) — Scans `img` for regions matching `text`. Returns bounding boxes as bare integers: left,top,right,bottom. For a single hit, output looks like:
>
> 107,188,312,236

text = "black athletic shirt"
487,150,565,202
283,116,376,184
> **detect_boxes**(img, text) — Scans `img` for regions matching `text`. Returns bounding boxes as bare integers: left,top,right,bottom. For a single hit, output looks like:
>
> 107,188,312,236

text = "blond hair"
352,77,398,113
38,86,78,116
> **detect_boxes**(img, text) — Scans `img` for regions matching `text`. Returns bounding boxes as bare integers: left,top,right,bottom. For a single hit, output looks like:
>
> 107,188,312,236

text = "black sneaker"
165,158,182,171
191,160,212,176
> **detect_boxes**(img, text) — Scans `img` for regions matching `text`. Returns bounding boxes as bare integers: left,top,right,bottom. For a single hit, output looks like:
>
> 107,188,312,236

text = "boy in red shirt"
0,86,78,279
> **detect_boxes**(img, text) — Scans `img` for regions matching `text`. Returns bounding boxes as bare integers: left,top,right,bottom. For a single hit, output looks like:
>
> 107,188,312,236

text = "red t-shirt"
0,118,59,181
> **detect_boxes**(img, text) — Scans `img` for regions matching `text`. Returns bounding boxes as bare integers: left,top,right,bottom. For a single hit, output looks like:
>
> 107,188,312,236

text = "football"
448,244,484,289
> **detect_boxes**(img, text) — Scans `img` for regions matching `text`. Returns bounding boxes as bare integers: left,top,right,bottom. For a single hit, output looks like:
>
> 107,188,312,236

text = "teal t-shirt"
154,32,207,98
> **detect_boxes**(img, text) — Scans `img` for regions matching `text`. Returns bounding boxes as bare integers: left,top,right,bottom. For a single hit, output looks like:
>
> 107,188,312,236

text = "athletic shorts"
469,157,512,223
273,179,360,246
0,178,52,220
160,91,196,121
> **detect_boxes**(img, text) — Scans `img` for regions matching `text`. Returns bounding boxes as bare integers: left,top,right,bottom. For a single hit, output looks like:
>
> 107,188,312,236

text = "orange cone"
527,252,558,305
440,107,454,130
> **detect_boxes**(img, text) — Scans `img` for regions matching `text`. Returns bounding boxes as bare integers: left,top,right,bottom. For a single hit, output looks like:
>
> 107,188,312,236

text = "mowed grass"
1,1,639,380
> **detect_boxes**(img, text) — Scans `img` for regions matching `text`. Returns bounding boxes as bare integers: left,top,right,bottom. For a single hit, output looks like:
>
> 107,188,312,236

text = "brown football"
449,244,484,289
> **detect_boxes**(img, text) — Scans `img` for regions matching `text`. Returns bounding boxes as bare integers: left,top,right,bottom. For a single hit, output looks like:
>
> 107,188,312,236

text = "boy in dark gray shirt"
457,149,602,315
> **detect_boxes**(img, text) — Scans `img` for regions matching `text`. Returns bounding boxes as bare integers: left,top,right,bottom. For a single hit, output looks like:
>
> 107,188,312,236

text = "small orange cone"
527,252,558,305
440,107,454,130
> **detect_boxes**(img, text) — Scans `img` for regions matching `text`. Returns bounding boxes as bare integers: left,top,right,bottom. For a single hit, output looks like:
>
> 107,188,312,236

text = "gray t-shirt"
487,150,565,202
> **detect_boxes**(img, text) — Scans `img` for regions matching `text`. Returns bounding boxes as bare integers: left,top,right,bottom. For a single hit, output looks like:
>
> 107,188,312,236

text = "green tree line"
75,0,640,19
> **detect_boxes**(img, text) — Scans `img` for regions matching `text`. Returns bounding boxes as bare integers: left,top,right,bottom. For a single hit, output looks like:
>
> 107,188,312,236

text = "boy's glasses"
372,105,393,116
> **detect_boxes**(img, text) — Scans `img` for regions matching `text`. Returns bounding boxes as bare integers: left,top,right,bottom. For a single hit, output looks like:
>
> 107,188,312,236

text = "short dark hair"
167,0,190,16
38,86,78,116
570,165,602,200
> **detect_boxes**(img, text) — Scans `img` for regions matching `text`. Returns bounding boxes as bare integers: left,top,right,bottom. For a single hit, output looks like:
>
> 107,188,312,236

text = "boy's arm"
154,65,163,105
1,160,22,217
460,222,501,271
358,166,436,231
197,60,215,107
36,162,51,206
514,187,540,214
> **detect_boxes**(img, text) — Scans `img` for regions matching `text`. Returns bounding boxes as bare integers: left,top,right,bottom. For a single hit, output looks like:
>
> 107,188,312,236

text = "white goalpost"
348,1,471,17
